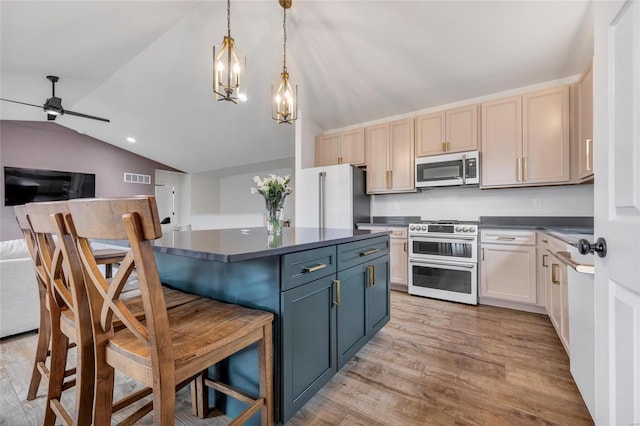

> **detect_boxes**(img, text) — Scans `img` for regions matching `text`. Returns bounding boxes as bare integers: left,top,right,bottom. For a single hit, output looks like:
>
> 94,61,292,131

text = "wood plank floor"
0,291,592,425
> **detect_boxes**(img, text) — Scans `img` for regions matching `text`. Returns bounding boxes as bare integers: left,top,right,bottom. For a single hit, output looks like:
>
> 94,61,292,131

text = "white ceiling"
0,1,593,173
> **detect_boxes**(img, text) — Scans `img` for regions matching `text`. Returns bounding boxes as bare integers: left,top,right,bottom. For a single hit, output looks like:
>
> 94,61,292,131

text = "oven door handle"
410,235,476,241
409,260,476,269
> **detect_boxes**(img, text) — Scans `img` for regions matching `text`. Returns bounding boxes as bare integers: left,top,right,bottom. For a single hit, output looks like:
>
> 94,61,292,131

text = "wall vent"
124,173,151,184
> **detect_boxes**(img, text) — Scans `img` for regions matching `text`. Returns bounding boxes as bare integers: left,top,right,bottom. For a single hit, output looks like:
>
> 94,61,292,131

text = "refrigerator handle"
319,171,326,229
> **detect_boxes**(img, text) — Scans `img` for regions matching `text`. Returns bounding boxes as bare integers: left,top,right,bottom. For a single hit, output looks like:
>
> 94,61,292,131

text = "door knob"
578,237,607,258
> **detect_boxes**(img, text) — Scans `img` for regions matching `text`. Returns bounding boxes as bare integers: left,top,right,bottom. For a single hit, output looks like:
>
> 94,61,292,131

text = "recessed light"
126,137,136,143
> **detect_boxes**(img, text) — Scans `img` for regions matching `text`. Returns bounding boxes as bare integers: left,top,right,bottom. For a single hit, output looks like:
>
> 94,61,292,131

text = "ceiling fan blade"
0,98,43,109
47,114,57,121
63,109,110,123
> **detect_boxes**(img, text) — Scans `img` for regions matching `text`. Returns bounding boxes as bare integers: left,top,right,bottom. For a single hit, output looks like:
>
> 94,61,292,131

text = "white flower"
250,187,258,194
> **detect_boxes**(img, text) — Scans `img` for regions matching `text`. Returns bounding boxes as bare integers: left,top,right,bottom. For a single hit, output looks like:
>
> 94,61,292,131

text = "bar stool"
67,196,274,425
14,205,128,401
25,201,200,425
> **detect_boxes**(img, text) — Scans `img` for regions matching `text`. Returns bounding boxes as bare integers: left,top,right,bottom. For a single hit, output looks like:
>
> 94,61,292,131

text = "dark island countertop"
152,227,391,263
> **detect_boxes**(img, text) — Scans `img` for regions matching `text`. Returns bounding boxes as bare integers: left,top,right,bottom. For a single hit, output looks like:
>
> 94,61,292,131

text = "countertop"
152,227,391,263
479,216,594,247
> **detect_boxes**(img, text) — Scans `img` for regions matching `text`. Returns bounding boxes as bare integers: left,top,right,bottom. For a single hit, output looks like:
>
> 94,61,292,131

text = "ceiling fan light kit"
213,0,247,103
0,75,110,123
272,0,298,124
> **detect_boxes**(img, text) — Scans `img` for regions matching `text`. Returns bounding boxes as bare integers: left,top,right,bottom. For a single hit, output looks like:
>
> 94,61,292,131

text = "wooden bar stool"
67,196,274,425
25,201,200,425
14,205,128,401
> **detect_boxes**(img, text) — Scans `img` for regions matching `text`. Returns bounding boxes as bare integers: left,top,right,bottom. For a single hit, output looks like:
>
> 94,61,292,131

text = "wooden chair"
25,201,200,425
14,205,128,401
66,196,274,425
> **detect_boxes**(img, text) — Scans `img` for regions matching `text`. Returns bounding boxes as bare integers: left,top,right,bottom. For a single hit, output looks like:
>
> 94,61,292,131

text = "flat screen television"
4,166,96,206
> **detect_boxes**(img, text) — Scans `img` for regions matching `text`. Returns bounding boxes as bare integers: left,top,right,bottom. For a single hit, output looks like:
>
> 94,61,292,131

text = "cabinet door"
368,256,390,335
337,264,368,369
481,96,522,187
415,112,445,157
446,104,478,153
365,123,389,194
559,262,570,354
314,134,340,167
389,238,407,286
480,244,536,304
340,128,365,166
522,86,570,184
578,61,594,179
281,276,337,420
388,118,415,192
537,246,549,310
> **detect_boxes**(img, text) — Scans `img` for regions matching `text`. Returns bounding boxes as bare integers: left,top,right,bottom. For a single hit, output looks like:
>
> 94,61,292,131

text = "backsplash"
371,184,594,220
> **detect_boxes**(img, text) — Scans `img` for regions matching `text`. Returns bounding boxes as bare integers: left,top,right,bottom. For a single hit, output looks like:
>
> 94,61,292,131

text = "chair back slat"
67,196,171,359
68,197,162,241
14,205,47,290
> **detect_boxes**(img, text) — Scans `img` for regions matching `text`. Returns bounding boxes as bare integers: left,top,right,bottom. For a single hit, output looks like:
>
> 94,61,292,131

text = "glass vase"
266,202,284,234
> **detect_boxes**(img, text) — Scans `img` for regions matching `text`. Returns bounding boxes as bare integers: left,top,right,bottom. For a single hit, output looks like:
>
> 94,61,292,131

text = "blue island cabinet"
281,236,390,422
153,230,390,425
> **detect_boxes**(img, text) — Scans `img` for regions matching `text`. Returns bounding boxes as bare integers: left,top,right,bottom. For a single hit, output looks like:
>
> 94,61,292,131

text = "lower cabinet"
547,249,570,354
281,276,337,420
280,237,390,422
480,230,537,304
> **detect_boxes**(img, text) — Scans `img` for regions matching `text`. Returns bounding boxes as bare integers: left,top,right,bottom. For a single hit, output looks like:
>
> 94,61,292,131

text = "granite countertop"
152,227,391,263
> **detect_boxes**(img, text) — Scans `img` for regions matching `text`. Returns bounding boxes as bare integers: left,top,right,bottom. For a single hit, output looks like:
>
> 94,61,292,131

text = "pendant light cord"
227,0,231,38
282,6,288,73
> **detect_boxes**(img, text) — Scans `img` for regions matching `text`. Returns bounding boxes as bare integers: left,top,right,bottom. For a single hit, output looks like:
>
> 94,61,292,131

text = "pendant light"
272,0,298,124
213,0,246,103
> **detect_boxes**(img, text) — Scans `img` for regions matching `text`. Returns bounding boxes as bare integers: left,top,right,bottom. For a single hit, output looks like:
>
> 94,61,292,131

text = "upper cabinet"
365,118,415,194
415,104,478,157
577,60,594,180
481,86,570,188
315,129,365,167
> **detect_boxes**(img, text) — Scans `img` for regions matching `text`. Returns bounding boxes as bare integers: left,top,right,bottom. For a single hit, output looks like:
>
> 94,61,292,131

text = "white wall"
371,184,594,220
186,157,295,229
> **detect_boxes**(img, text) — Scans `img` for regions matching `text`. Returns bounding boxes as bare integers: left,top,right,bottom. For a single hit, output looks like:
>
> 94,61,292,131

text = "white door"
593,1,640,424
155,184,175,225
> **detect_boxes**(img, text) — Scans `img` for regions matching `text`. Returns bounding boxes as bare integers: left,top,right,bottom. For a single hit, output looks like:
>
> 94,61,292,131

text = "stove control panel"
409,223,477,236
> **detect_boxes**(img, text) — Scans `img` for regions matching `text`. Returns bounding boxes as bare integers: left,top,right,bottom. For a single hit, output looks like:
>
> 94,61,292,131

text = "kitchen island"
151,227,391,425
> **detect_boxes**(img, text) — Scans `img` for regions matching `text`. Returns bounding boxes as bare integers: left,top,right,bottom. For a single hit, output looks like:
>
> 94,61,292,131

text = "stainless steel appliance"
415,151,479,188
408,220,478,305
295,164,370,229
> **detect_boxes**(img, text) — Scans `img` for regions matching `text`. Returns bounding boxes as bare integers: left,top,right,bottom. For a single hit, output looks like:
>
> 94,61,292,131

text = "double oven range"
408,220,478,305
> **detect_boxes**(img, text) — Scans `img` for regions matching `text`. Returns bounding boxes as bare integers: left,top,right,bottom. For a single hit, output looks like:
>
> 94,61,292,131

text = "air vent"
124,173,151,184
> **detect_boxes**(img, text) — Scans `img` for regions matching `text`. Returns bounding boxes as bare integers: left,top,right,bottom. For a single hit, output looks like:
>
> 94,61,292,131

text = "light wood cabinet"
314,129,365,167
480,229,537,304
365,118,415,194
315,134,340,167
357,226,408,290
481,86,570,188
415,104,477,157
577,60,594,180
544,233,570,355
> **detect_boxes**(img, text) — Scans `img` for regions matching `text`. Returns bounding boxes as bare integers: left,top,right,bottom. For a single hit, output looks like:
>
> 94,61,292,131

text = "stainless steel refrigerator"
295,164,370,229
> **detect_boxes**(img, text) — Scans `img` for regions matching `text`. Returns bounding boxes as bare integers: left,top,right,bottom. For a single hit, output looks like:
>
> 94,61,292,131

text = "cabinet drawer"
337,236,389,271
481,229,536,245
281,246,337,291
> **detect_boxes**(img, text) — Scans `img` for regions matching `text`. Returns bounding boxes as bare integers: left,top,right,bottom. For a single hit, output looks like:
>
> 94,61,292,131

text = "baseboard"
479,297,547,314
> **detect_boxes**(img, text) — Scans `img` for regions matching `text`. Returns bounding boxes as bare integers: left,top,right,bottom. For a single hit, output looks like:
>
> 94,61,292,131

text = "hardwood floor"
0,291,592,425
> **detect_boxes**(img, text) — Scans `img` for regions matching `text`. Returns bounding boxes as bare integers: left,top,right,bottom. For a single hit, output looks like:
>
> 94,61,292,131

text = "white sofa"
0,239,40,338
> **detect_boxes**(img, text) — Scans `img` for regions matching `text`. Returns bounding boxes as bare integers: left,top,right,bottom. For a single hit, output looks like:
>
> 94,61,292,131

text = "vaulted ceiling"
0,1,593,173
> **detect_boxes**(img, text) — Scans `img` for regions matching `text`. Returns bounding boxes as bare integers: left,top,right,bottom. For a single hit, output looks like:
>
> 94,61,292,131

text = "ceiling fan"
0,75,110,123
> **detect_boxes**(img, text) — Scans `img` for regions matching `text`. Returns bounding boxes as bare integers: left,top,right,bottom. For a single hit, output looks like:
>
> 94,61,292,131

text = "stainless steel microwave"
415,151,480,188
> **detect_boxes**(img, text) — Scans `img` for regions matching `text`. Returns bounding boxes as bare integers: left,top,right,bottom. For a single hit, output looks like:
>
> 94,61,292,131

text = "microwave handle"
461,154,467,184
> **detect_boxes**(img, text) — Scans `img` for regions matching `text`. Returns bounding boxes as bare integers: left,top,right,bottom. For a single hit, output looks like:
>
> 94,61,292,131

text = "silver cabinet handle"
302,263,327,273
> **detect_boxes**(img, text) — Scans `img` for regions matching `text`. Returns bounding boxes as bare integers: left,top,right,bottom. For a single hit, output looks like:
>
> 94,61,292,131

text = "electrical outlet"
533,198,543,209
393,202,400,210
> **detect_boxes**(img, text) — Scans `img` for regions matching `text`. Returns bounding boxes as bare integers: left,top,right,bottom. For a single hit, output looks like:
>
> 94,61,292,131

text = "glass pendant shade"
213,36,247,102
272,71,297,124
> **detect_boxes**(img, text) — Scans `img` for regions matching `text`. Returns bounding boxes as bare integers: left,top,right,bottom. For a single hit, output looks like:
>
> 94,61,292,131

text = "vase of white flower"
251,174,293,235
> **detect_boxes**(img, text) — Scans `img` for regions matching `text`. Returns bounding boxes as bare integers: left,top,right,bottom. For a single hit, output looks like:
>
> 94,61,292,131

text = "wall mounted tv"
4,166,96,206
